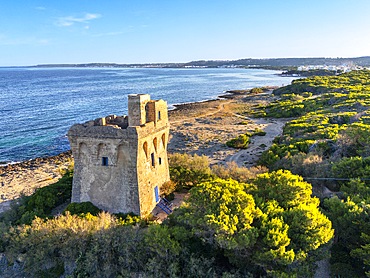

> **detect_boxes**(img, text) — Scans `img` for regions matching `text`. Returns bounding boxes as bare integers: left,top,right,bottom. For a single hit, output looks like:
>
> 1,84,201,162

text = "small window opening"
102,157,109,166
159,157,162,165
151,153,155,167
158,111,161,120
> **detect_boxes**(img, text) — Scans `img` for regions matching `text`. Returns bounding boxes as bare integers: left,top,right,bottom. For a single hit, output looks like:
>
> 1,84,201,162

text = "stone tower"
67,94,170,217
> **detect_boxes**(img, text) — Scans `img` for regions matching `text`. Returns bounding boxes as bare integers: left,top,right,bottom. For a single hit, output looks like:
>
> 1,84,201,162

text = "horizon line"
1,55,370,68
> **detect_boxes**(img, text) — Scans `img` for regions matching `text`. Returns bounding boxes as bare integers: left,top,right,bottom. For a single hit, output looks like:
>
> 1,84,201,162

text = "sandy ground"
168,91,286,165
225,117,289,167
0,152,72,213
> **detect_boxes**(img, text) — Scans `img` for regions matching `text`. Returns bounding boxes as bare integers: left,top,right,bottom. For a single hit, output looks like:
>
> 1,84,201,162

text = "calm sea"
0,67,297,163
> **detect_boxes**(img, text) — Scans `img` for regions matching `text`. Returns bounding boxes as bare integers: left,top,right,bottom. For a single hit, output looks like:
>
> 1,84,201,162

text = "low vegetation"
226,128,266,149
211,161,267,182
0,167,333,277
64,201,101,216
250,87,264,94
226,133,251,149
168,153,213,190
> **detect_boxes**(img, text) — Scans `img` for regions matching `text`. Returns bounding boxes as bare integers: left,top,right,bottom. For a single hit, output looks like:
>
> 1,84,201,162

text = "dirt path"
226,117,289,167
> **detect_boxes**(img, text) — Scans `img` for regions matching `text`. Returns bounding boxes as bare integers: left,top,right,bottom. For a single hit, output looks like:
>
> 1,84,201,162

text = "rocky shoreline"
0,151,72,211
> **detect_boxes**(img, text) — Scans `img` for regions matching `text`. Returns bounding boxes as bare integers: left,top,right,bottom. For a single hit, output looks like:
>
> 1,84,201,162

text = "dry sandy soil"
0,90,284,213
167,90,288,166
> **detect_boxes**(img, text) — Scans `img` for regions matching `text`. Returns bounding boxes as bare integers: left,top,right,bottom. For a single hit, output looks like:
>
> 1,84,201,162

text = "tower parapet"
68,94,170,217
128,94,151,126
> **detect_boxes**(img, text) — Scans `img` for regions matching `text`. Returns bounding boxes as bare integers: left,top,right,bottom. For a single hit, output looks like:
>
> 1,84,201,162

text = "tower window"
159,157,162,165
102,157,109,166
158,111,161,120
151,153,155,167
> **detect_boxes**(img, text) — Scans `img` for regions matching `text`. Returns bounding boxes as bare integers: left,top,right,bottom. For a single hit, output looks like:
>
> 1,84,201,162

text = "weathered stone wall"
136,125,170,216
67,94,170,217
68,126,141,214
146,99,169,128
128,94,150,126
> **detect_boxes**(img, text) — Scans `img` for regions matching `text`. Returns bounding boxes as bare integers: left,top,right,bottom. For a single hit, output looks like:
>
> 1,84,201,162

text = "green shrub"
170,166,213,190
331,156,370,182
294,140,315,153
253,128,266,136
226,134,250,149
169,153,213,189
114,212,142,225
258,147,282,168
27,171,73,214
250,87,264,94
238,120,252,125
161,180,176,199
336,123,370,157
64,202,101,216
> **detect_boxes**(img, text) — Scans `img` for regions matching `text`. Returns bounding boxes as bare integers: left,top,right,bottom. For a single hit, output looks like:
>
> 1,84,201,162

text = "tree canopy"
171,170,333,276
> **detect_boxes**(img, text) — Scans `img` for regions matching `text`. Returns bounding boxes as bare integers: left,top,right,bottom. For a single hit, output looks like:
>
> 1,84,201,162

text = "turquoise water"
0,67,296,163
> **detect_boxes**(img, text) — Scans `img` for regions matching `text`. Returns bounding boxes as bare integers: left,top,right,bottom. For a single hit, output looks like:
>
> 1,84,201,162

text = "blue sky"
1,0,370,66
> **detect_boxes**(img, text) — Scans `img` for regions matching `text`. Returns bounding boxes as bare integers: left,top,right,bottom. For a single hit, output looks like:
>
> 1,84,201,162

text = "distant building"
68,94,170,217
297,64,362,72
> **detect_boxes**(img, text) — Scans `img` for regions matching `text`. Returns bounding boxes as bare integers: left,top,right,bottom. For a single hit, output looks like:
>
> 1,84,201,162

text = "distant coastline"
2,56,370,70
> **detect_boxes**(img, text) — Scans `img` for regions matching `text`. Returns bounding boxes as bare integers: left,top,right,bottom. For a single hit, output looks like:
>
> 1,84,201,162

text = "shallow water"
0,67,296,162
